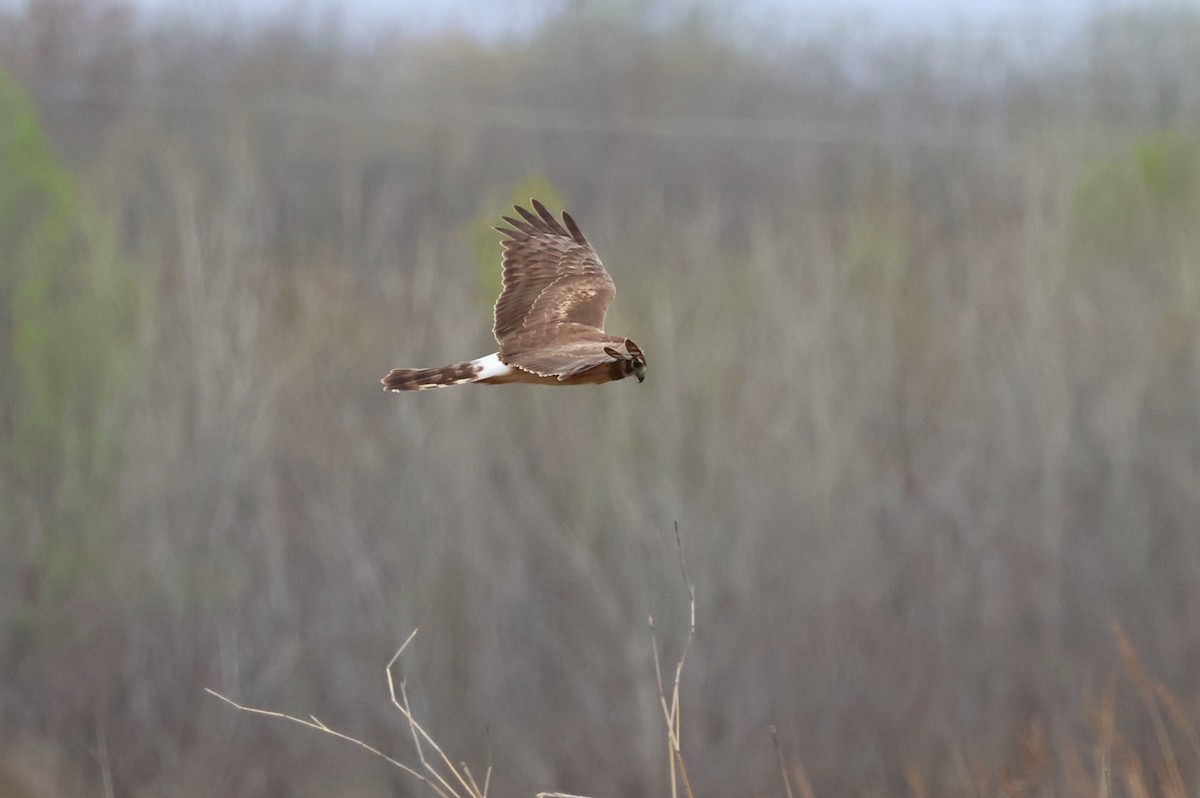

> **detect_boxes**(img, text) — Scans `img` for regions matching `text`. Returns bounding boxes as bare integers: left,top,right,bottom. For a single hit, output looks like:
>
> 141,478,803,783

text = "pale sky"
53,0,1196,40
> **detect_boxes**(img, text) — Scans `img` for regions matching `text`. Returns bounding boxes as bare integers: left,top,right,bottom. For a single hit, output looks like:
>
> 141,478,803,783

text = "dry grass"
206,584,1200,798
886,625,1200,798
649,524,697,798
206,630,473,796
207,532,705,798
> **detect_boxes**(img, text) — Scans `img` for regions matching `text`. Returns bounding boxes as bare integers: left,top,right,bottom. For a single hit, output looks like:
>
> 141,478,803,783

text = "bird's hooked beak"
606,344,646,384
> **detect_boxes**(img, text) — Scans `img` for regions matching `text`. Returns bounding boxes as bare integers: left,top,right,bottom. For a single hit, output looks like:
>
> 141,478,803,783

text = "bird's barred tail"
382,353,513,392
382,361,483,391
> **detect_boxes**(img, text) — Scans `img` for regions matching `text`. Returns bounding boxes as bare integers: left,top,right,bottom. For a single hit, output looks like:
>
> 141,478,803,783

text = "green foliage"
843,167,939,372
1071,131,1200,359
845,176,912,298
0,69,136,602
1072,131,1200,262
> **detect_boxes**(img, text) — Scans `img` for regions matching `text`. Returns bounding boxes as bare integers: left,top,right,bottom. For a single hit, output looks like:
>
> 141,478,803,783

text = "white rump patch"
473,352,513,380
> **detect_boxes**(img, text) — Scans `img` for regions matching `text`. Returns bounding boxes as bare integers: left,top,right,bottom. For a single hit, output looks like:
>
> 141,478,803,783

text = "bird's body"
382,200,646,392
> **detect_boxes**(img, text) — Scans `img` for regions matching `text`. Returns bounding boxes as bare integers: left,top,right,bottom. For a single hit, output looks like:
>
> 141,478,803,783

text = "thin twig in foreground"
206,626,597,798
385,635,481,798
203,687,443,795
650,523,697,798
772,725,797,798
207,627,475,798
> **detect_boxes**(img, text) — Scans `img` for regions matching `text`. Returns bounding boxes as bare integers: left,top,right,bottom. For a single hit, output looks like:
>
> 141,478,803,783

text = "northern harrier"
382,200,646,391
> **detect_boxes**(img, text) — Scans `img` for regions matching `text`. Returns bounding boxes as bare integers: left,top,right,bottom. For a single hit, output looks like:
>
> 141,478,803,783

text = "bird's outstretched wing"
492,200,616,344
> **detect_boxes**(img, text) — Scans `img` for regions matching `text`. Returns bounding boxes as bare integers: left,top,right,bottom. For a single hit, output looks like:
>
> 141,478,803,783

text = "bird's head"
605,339,647,383
630,346,647,383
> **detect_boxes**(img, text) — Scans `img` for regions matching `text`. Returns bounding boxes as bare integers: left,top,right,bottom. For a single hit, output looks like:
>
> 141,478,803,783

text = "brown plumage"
382,200,646,391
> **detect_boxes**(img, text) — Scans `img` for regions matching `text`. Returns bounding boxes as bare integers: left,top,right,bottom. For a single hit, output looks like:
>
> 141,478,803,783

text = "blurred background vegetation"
2,0,1200,795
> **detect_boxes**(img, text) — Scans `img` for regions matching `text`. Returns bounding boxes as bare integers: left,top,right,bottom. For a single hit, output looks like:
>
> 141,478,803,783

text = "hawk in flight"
382,200,646,391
